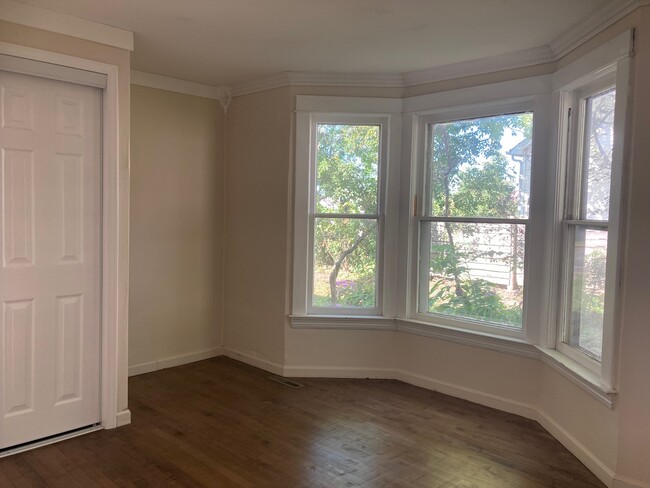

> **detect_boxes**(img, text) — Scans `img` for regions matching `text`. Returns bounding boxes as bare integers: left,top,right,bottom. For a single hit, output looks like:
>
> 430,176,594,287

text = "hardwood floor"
0,357,605,487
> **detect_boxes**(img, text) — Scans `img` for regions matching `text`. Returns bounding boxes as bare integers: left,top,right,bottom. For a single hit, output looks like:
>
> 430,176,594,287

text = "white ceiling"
14,0,607,87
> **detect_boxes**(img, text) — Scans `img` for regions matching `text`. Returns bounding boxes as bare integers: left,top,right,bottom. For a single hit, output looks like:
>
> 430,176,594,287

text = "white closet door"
0,70,101,449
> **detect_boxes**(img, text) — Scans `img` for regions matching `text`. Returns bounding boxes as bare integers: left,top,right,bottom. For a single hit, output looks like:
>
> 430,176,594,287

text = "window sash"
309,215,381,314
306,115,389,315
417,218,528,329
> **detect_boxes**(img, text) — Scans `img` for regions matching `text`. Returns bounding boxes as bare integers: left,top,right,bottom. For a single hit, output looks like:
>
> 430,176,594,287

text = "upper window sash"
562,73,616,226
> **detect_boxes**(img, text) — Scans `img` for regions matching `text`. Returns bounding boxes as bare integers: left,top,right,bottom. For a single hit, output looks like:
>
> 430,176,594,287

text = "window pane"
427,112,533,219
567,228,608,360
422,222,525,328
312,218,377,308
583,89,615,221
316,124,379,215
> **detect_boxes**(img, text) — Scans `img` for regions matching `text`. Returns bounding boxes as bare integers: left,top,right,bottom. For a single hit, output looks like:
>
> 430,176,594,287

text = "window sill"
289,314,538,360
289,314,397,330
395,318,539,359
537,347,617,408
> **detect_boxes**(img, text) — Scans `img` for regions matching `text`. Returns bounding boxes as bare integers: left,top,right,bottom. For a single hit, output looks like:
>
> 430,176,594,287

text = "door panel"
0,70,101,449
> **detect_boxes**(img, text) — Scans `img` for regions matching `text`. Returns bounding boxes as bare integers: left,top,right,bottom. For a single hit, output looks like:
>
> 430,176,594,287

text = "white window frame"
291,96,402,321
404,93,550,342
548,33,631,388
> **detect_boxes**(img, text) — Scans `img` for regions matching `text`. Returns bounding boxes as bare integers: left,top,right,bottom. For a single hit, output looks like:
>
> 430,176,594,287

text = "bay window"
291,31,631,395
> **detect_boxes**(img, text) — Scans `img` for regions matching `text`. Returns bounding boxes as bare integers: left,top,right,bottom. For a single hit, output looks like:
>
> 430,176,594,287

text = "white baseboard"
115,409,132,427
128,361,157,377
536,409,615,487
613,476,650,488
393,368,539,421
221,347,285,375
283,365,394,378
128,348,222,377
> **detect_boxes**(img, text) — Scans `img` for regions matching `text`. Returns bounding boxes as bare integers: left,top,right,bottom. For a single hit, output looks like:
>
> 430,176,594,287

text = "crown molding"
402,45,554,87
0,0,134,51
131,70,231,110
229,72,292,98
549,0,650,59
229,1,645,98
287,71,403,88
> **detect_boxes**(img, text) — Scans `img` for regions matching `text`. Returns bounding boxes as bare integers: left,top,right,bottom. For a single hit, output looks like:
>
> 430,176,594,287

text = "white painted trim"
158,348,222,370
552,31,633,91
0,41,127,432
613,476,650,488
290,315,396,330
396,319,539,360
283,365,395,378
128,361,158,377
0,425,103,459
288,71,403,88
0,53,106,87
538,348,616,407
230,73,291,98
296,95,403,114
549,0,648,59
115,409,132,427
536,409,616,487
221,348,285,376
402,46,554,87
394,368,540,420
0,0,134,51
128,348,222,377
403,75,551,114
131,70,231,109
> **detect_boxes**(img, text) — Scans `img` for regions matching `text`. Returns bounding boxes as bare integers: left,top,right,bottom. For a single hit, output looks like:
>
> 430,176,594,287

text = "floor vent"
267,375,304,389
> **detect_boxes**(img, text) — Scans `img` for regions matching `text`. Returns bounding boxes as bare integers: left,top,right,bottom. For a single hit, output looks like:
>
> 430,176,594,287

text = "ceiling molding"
402,45,554,87
229,73,292,98
131,70,231,110
549,0,650,59
229,1,646,98
0,0,134,51
287,71,403,88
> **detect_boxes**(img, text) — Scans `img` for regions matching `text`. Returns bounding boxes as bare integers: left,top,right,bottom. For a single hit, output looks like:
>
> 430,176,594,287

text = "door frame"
0,41,128,429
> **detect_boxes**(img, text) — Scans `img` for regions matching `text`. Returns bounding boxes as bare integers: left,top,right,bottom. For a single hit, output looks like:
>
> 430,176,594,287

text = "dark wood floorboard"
0,357,606,487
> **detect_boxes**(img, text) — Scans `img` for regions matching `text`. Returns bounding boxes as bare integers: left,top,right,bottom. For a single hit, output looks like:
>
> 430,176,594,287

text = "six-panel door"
0,70,101,449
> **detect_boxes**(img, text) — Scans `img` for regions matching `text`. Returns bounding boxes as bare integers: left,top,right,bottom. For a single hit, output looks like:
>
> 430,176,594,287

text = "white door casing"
0,70,102,448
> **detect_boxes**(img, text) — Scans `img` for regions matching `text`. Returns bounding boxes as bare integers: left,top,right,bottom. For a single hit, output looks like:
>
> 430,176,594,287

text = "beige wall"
0,20,131,412
129,85,224,370
222,10,650,486
223,87,292,366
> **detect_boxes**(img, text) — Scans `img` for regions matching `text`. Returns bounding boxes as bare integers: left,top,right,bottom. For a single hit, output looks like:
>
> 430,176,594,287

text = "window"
415,108,534,334
556,67,627,375
292,32,631,399
310,121,383,313
292,97,401,320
